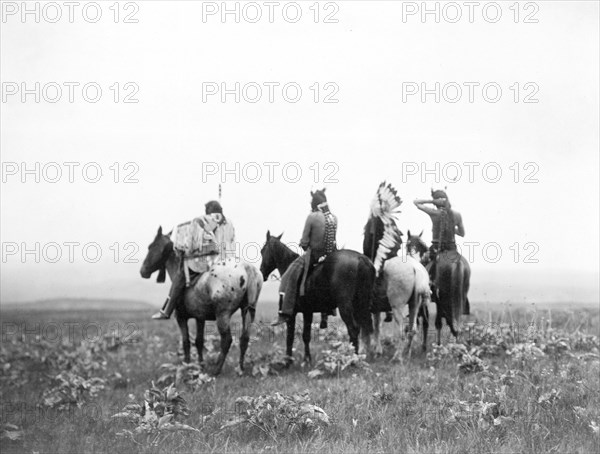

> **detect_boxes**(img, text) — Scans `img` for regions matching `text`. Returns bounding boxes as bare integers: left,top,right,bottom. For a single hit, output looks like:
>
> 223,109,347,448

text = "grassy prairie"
0,299,599,454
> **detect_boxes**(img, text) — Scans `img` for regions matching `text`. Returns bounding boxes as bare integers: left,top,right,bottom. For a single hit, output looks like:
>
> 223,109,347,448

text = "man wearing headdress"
151,200,236,320
271,189,338,326
414,189,468,313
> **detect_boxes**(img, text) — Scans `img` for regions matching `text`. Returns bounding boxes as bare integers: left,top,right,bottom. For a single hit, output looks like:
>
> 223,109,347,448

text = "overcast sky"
1,1,598,304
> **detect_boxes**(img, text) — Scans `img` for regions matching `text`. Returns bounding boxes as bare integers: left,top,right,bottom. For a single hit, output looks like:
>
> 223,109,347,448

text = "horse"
260,231,374,364
140,226,262,375
364,216,431,357
406,231,471,344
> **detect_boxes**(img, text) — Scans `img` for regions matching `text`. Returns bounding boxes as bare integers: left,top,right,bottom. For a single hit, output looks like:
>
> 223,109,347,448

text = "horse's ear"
157,226,163,236
266,230,271,241
276,232,283,240
407,229,411,237
322,187,326,192
419,230,423,237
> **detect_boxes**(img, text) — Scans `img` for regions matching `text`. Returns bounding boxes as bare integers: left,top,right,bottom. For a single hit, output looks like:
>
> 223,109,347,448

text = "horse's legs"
213,313,232,375
449,313,461,342
285,314,296,367
389,299,406,361
403,291,421,358
372,312,382,356
239,309,251,371
435,309,443,346
302,312,313,364
420,299,430,352
176,316,191,363
195,318,205,365
338,305,360,353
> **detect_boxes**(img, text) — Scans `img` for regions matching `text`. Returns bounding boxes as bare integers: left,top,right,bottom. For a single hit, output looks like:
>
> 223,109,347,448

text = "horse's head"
260,230,283,281
140,226,173,282
406,229,428,258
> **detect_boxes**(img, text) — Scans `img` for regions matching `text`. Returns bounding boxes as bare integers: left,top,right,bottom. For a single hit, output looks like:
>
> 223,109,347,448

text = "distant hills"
0,298,154,312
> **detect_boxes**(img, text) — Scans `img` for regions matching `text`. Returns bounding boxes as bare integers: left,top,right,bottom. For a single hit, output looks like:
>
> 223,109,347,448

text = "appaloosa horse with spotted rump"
140,226,262,375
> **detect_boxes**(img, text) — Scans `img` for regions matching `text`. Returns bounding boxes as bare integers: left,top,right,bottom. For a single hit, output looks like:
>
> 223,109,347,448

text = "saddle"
297,250,336,318
299,248,330,296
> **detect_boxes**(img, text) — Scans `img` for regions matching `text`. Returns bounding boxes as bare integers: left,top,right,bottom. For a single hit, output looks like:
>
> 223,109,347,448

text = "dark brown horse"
406,231,471,344
260,231,375,364
140,226,262,375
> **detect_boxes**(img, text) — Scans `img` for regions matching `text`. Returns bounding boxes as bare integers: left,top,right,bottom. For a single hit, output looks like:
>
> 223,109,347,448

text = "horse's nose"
140,268,150,279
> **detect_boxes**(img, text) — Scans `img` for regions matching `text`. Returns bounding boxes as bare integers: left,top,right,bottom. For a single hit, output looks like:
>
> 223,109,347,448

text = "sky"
1,1,599,305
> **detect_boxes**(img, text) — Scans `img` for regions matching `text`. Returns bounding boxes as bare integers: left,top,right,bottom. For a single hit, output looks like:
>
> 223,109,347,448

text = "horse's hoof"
284,356,294,368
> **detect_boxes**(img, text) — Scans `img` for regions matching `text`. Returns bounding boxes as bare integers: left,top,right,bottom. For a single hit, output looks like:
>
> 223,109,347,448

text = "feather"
368,182,403,276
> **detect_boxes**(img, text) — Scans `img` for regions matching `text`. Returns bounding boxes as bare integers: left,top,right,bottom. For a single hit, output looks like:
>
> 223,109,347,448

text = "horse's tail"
461,256,471,315
450,257,465,327
242,263,263,323
355,254,376,336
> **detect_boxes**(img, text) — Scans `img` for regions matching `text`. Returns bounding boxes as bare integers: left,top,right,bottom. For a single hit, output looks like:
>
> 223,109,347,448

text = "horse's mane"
269,235,299,260
365,182,403,276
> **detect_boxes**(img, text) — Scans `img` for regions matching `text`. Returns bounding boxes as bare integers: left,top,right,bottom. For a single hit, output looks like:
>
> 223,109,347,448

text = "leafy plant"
246,345,290,378
112,383,199,446
308,341,370,379
42,371,105,409
221,391,330,441
0,423,24,442
156,362,214,389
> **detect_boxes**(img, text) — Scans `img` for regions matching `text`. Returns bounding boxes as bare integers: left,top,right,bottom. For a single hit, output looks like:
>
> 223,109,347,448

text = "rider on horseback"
151,200,236,320
271,189,338,326
413,189,469,313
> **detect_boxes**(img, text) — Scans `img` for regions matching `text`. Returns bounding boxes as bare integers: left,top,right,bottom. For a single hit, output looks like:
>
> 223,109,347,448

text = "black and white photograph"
1,1,599,452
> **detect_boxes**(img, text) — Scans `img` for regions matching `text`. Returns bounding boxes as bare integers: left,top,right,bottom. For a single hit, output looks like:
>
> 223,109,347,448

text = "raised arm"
413,199,438,216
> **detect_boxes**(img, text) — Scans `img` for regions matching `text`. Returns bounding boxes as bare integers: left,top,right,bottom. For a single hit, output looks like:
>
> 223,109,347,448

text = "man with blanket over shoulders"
151,200,236,320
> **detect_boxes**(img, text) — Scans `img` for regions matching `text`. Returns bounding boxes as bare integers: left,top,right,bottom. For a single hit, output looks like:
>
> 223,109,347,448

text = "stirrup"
151,311,170,320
